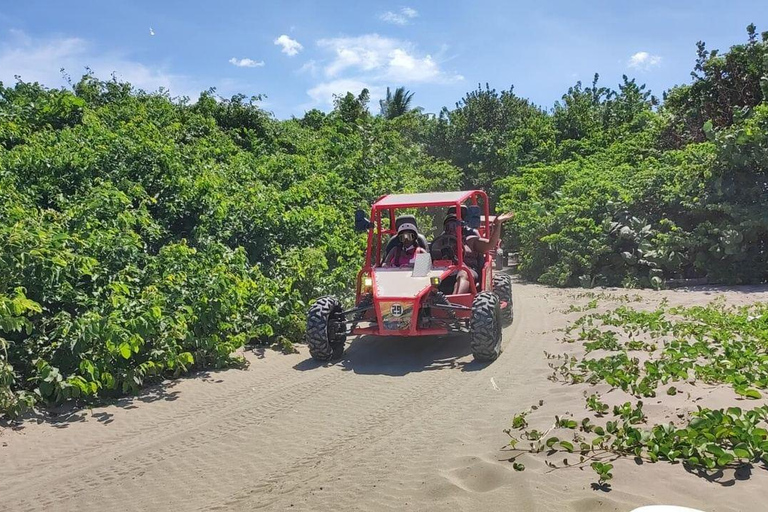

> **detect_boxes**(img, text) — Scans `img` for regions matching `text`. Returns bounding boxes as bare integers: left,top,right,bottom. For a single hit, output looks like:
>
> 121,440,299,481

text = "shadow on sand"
682,460,766,485
293,333,492,376
0,367,236,430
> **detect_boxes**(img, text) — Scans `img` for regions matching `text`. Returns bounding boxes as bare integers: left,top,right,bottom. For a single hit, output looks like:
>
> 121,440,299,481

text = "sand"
2,280,768,512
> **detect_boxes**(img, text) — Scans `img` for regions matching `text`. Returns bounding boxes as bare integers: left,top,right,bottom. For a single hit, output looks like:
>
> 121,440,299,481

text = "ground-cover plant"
506,401,768,484
507,298,768,485
553,300,768,399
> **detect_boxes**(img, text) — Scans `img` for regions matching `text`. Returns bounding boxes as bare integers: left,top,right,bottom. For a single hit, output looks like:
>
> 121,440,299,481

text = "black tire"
493,273,514,325
470,291,503,362
306,296,346,361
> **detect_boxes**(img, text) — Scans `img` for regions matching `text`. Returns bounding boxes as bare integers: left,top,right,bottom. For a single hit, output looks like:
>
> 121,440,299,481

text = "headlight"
430,276,441,287
363,276,373,289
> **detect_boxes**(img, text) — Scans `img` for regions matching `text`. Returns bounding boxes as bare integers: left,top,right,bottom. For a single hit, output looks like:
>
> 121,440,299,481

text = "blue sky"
1,1,766,118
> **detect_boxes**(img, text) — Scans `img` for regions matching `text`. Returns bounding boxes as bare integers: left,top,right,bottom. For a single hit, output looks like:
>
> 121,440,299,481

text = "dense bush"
494,27,768,287
415,27,765,288
1,25,766,417
0,76,459,416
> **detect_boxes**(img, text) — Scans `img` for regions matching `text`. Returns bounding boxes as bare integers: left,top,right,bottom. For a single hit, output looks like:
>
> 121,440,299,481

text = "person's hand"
496,211,515,223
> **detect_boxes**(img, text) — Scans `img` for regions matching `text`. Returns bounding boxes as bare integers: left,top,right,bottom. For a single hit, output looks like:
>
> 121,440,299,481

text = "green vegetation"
556,300,768,398
1,25,766,417
0,78,458,417
379,86,418,119
423,26,768,288
506,299,768,485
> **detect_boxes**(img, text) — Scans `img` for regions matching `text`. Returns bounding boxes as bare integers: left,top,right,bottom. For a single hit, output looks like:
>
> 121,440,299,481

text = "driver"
383,221,426,267
435,208,515,294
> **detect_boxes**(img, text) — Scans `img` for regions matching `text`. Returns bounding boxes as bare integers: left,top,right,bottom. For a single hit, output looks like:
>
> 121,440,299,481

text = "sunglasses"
398,232,416,243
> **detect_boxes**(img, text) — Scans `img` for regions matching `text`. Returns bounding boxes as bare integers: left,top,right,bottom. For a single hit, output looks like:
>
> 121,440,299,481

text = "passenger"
438,209,515,294
445,205,480,238
383,221,427,267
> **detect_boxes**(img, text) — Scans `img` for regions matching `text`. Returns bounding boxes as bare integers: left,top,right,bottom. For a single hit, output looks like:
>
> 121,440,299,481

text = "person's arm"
470,211,514,254
382,247,395,267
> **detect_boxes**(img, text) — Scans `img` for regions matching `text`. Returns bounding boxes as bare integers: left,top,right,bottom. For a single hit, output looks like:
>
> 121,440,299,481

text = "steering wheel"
430,234,458,262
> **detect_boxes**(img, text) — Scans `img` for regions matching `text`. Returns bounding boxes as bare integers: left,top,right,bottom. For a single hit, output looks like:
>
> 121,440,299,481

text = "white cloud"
0,30,202,98
317,34,460,83
298,59,319,76
306,79,385,106
305,34,461,108
320,35,390,77
388,48,444,82
274,34,303,56
229,57,264,68
628,51,662,70
380,7,419,25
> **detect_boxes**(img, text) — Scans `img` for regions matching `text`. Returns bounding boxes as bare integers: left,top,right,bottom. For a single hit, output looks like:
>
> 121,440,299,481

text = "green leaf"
119,342,132,359
546,437,559,448
706,444,725,457
733,446,751,459
717,453,734,466
559,441,574,453
702,120,714,139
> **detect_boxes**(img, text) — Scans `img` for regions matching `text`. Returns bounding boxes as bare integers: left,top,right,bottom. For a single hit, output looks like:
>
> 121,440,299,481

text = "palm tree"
379,87,416,119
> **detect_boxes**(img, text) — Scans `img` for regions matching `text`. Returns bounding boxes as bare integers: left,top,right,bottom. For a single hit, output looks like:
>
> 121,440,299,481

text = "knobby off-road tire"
470,291,503,362
493,273,514,325
306,296,347,361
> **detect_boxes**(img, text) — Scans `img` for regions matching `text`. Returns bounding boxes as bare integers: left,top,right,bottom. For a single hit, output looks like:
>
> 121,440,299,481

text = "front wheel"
306,296,346,361
470,292,502,362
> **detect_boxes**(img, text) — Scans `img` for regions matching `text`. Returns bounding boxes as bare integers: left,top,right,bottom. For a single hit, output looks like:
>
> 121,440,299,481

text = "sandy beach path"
2,280,767,512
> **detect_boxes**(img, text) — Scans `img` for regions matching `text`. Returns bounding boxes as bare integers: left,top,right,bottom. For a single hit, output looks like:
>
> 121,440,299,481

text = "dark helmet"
444,204,468,224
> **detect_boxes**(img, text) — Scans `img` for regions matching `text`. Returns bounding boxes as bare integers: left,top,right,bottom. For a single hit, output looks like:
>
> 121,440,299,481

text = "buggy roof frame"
371,191,478,209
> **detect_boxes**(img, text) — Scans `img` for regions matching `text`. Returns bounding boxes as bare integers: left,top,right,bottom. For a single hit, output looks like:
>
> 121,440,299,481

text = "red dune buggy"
306,190,514,362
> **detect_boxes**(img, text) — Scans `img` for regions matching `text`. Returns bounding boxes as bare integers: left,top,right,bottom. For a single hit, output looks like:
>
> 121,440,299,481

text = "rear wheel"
306,296,346,361
470,291,502,361
493,273,514,325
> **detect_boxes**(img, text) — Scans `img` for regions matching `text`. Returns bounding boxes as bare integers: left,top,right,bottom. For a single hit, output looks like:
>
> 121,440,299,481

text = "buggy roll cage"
354,190,492,301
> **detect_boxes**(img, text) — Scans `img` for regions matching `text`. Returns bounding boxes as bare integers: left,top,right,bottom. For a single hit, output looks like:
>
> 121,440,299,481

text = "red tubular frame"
353,190,492,337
